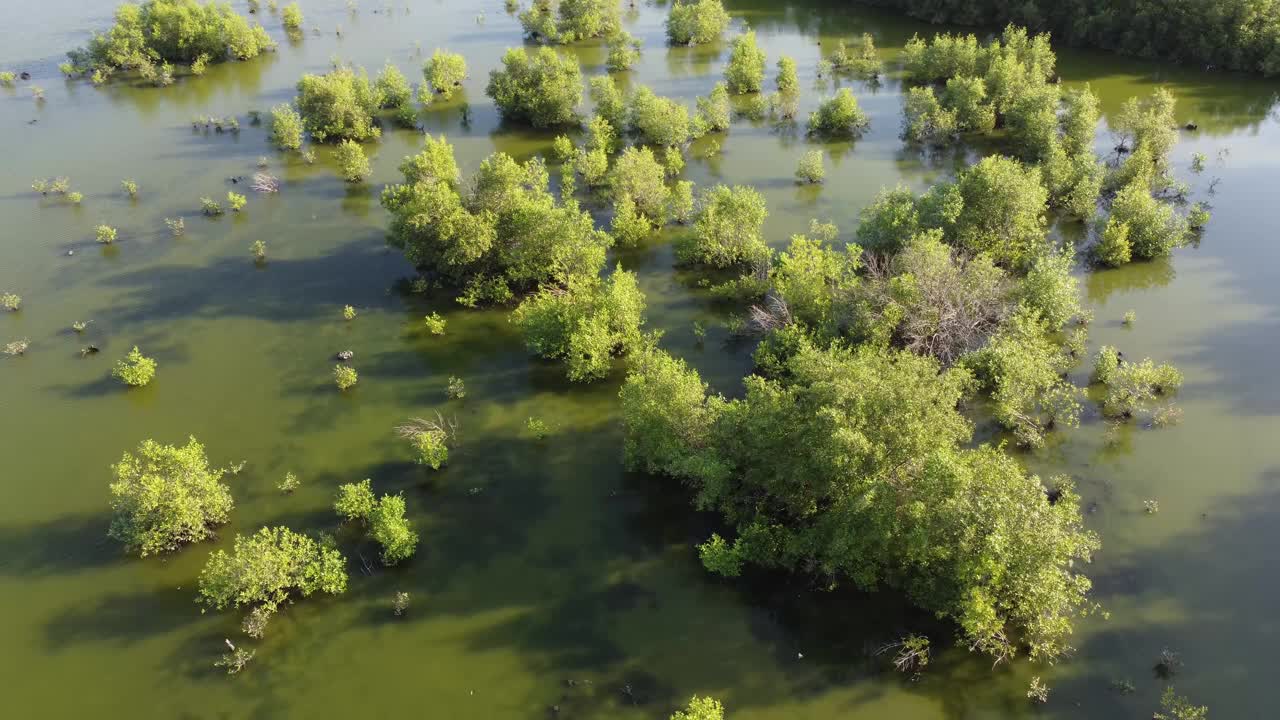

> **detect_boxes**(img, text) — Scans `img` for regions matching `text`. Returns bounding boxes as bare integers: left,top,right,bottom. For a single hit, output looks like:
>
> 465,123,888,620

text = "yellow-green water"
2,1,1279,717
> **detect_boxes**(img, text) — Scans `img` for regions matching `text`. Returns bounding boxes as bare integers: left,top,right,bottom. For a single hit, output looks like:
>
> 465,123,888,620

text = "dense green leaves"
108,437,233,557
629,86,693,147
296,67,381,142
807,89,869,137
667,0,731,46
269,104,304,151
68,0,273,78
678,185,770,268
486,47,583,128
424,50,467,98
381,138,610,305
724,31,766,93
196,526,348,612
334,480,420,565
949,155,1049,268
621,341,1099,662
520,0,621,44
670,696,725,720
511,268,647,381
867,0,1280,76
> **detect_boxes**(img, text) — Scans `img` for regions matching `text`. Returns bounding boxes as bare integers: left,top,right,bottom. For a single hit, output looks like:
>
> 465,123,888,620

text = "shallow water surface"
2,1,1279,718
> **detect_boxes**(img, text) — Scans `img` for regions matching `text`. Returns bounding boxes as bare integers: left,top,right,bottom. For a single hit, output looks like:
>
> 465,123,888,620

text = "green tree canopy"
382,139,611,305
666,0,731,46
621,341,1099,662
196,526,348,613
296,67,382,142
108,436,233,557
486,47,584,128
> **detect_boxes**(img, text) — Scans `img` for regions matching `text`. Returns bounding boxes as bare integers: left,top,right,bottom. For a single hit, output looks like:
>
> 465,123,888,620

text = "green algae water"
3,1,1279,717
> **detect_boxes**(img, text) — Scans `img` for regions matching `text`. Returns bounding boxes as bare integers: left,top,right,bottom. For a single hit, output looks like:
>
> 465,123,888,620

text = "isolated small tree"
695,82,731,133
725,31,766,94
334,479,377,520
334,480,419,565
670,696,724,720
282,2,303,30
775,56,799,94
95,225,118,244
108,436,234,557
424,50,466,98
335,140,371,182
269,103,305,151
666,0,730,45
113,346,157,386
296,67,381,142
486,47,583,127
795,150,825,183
808,88,869,137
196,526,347,617
334,364,358,390
679,184,770,268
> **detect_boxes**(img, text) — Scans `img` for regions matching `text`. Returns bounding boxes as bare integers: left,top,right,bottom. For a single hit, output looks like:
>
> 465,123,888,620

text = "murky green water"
3,1,1279,717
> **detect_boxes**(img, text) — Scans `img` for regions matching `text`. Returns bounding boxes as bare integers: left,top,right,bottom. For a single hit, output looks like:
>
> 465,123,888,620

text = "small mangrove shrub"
95,225,118,244
396,415,454,469
282,2,304,30
446,375,466,399
251,240,267,263
796,150,825,183
334,364,358,390
2,293,22,311
200,197,223,215
333,479,420,565
121,179,138,198
424,50,466,98
165,217,186,235
423,312,446,335
666,0,730,45
227,192,247,212
108,436,233,557
112,346,157,386
3,338,30,356
808,88,869,137
342,304,357,321
295,66,381,142
278,471,300,493
335,140,370,182
269,104,304,150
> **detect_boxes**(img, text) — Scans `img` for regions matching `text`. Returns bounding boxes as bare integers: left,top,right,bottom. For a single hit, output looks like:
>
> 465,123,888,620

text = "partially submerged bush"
666,0,730,46
334,479,420,565
678,184,769,268
381,140,610,305
486,47,583,128
724,31,766,94
424,50,466,98
374,63,412,110
609,146,670,221
520,0,620,44
335,140,371,182
807,88,869,137
113,346,157,386
227,191,247,211
397,415,453,469
281,2,303,30
95,225,118,244
67,0,274,78
108,436,233,557
628,86,692,147
607,30,641,72
795,150,825,183
2,293,21,311
670,696,725,720
196,526,347,625
511,267,647,382
334,364,358,390
296,67,381,142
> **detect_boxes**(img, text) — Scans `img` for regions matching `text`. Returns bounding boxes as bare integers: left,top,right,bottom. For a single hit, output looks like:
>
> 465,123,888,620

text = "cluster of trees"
860,0,1280,76
620,338,1100,663
519,0,620,44
65,0,274,83
334,479,419,565
899,27,1103,220
381,134,649,379
900,28,1208,265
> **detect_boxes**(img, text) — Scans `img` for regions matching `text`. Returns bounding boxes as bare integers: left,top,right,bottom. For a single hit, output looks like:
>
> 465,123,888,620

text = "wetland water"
2,0,1280,717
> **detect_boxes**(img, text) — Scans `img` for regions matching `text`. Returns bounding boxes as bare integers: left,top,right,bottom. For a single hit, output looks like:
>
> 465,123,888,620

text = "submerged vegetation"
6,0,1240,709
66,0,274,81
108,437,233,557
